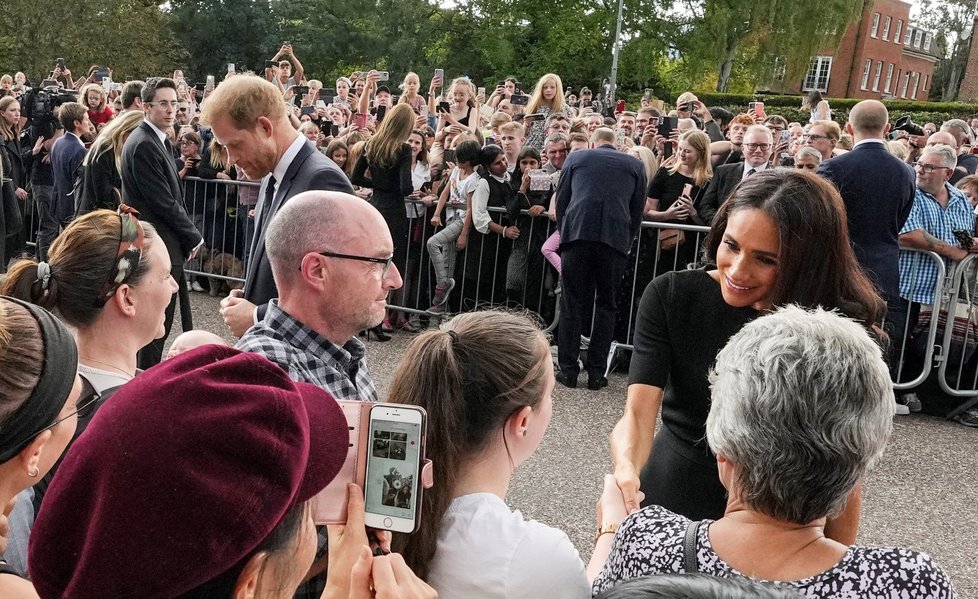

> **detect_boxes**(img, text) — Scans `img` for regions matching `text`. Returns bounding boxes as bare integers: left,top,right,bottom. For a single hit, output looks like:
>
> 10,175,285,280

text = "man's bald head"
848,100,889,137
266,191,384,286
926,131,958,149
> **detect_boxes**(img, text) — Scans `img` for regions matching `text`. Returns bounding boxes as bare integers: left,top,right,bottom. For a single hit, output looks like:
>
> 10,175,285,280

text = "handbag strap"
682,519,704,573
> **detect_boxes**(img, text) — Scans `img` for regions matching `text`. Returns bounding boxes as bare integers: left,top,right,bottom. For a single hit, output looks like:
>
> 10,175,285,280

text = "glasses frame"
743,143,773,151
318,251,395,278
912,163,951,174
1,390,99,459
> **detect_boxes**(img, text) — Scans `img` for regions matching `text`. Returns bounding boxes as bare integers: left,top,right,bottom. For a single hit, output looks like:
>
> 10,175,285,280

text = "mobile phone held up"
434,69,444,85
510,95,528,106
437,101,451,114
376,71,390,82
363,405,427,533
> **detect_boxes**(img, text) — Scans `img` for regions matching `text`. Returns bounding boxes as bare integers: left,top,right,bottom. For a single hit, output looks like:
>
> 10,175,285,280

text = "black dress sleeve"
350,153,372,187
647,167,669,201
628,272,675,389
398,144,413,197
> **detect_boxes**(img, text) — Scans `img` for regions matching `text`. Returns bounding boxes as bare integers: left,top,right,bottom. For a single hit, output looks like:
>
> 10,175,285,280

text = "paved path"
181,294,977,596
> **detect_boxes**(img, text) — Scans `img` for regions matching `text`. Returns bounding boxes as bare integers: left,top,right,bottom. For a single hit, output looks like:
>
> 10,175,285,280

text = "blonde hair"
199,75,287,129
84,110,144,172
526,73,566,115
627,146,658,182
811,119,841,141
669,129,713,187
489,111,512,129
498,121,525,138
400,72,420,98
209,140,230,170
365,104,414,169
81,83,107,112
887,140,909,161
449,77,476,109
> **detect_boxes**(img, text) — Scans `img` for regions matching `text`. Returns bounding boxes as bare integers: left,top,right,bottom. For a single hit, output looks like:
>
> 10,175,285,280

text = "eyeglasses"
318,251,396,278
148,100,179,109
100,204,145,304
743,143,772,151
802,134,829,141
913,163,951,174
179,140,197,145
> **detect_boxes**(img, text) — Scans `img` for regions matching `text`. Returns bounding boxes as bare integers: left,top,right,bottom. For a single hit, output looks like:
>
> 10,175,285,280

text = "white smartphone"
205,75,215,91
102,77,112,92
227,63,235,74
363,404,426,533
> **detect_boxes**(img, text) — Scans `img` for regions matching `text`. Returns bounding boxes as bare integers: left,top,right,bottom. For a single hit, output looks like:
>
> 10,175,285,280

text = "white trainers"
894,402,910,416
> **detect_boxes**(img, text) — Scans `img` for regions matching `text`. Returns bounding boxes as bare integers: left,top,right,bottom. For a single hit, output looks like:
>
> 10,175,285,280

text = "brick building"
957,18,978,102
782,0,941,101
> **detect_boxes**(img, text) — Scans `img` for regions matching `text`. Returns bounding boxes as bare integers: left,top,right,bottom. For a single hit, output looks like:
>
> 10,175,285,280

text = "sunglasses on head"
99,204,145,304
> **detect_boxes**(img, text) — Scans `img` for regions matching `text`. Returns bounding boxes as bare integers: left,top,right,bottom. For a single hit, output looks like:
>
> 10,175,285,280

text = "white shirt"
144,118,170,147
471,172,509,234
852,137,887,150
741,161,769,182
426,493,589,599
270,133,307,197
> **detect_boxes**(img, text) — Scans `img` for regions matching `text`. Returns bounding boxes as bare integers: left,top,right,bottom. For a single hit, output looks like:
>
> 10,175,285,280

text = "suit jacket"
121,121,200,266
555,144,646,255
818,141,914,298
50,133,87,224
244,140,354,311
698,162,745,225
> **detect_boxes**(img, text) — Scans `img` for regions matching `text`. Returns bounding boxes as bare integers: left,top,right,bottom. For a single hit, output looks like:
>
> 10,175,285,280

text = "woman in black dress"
352,103,414,335
610,170,885,545
76,110,144,215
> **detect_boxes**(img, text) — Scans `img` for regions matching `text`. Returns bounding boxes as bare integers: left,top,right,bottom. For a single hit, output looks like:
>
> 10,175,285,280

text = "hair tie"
36,261,52,291
446,330,459,345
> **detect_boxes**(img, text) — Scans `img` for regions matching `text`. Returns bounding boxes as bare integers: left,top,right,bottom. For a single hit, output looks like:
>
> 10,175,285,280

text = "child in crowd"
433,77,478,134
399,71,427,115
426,139,482,312
165,330,229,360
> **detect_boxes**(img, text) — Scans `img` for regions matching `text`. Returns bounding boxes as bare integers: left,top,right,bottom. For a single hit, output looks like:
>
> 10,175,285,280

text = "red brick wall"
959,19,978,102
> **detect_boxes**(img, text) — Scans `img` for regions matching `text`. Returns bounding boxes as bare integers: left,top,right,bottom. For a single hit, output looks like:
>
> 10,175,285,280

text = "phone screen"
364,413,423,530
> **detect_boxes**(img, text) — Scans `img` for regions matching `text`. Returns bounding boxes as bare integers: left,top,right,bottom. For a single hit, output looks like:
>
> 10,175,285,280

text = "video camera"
891,115,924,138
21,85,78,139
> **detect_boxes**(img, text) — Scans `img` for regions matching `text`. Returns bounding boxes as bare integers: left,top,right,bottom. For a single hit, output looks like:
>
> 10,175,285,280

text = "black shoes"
587,375,609,390
556,372,578,389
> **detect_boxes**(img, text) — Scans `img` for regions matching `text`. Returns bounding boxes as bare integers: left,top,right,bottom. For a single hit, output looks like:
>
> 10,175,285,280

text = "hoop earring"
28,466,39,478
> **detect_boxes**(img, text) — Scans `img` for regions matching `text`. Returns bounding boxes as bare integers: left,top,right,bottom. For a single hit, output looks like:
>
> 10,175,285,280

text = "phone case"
311,401,433,525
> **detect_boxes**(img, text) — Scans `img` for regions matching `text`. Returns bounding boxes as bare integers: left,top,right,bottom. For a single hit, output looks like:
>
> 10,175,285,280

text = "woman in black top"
506,146,553,313
0,97,30,259
610,170,885,545
76,110,144,215
352,103,414,334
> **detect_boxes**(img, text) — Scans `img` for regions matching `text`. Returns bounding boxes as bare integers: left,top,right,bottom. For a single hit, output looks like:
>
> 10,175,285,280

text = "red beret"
29,345,348,598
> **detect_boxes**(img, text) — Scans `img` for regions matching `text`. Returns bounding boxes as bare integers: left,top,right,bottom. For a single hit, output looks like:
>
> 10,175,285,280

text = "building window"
894,20,903,43
872,61,883,92
914,30,922,48
884,63,894,94
871,13,880,38
904,27,913,45
860,59,872,90
882,16,892,40
922,74,929,91
912,73,920,99
803,56,832,92
901,72,911,98
923,33,931,52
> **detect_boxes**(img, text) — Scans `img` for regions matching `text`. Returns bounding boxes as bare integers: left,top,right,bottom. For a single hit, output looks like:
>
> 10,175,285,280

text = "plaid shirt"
235,299,378,402
899,183,974,305
236,299,376,599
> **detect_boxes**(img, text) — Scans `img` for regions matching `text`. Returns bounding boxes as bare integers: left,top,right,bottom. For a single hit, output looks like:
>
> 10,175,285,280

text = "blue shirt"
898,183,974,304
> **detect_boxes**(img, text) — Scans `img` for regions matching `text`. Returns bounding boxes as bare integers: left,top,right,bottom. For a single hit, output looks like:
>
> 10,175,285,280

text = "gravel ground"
178,293,978,596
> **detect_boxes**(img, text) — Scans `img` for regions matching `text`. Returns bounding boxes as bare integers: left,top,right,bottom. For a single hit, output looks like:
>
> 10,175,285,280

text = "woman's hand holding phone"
666,199,689,221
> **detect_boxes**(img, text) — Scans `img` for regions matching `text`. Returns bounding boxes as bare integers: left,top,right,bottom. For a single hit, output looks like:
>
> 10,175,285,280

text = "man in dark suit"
818,100,914,401
121,77,203,368
47,102,90,260
555,127,646,390
201,76,353,338
698,125,774,224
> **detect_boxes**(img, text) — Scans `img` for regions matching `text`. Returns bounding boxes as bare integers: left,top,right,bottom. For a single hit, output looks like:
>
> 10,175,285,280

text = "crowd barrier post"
890,249,945,391
935,254,978,407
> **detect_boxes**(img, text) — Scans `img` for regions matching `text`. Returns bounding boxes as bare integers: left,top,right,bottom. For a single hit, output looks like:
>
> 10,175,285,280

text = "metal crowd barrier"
20,176,962,396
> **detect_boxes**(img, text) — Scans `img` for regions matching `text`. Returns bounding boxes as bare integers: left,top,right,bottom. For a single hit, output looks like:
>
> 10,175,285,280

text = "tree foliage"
913,0,974,101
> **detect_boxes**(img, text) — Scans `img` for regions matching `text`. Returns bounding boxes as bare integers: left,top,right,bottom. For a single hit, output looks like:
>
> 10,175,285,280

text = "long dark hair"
386,311,551,578
704,169,885,329
477,144,504,179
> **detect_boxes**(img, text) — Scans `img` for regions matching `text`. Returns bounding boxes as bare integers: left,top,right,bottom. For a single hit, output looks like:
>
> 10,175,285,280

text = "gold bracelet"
594,522,619,544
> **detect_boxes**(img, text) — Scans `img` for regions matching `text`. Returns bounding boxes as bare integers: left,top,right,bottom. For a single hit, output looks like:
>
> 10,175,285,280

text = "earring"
28,466,39,478
521,430,527,437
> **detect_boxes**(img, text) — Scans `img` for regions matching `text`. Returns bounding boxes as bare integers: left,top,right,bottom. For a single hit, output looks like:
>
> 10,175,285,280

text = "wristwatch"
594,522,619,543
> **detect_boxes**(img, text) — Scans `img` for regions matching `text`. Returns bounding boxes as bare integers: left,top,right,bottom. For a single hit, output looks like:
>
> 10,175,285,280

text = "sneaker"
898,393,922,413
431,278,455,308
951,407,978,427
191,281,205,293
894,402,910,416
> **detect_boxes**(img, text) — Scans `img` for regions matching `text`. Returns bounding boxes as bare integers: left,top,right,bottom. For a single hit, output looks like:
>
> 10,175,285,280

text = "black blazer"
818,141,914,298
698,162,745,225
244,139,354,312
75,148,122,216
555,144,646,255
121,122,200,265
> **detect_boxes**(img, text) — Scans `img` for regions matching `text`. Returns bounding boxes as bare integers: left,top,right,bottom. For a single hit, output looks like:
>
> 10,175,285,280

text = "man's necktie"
746,168,756,178
257,175,276,228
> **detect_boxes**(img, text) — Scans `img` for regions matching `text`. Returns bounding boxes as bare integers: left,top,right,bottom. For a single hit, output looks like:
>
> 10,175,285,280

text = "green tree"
913,0,974,101
168,0,274,81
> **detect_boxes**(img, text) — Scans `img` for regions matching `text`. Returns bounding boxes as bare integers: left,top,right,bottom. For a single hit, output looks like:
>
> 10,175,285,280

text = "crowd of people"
0,48,971,598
